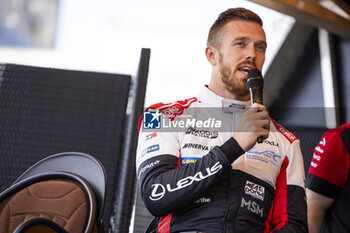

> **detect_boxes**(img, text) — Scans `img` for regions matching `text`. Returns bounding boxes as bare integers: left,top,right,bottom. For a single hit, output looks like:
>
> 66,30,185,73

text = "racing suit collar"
198,85,250,113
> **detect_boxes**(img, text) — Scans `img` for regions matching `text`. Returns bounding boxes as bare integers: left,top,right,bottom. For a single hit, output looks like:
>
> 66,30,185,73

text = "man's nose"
246,46,256,63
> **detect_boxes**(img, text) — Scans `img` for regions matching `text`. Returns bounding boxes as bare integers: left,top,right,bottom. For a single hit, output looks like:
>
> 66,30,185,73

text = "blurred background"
0,0,292,105
0,0,349,128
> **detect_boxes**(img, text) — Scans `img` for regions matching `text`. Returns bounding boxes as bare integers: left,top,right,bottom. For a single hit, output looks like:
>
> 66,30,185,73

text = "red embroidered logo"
148,97,197,121
272,120,298,144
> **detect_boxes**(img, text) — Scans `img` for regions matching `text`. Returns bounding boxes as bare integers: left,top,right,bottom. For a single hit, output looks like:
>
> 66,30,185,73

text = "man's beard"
219,54,249,98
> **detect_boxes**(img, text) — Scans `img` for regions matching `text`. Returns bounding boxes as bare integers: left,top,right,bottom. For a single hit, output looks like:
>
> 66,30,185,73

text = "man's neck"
207,82,250,101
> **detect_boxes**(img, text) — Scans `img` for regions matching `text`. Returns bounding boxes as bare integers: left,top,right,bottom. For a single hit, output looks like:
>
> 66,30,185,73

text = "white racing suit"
136,86,307,233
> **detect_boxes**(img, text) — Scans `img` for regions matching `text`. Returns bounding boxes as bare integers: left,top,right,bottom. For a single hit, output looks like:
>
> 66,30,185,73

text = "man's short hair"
207,8,263,47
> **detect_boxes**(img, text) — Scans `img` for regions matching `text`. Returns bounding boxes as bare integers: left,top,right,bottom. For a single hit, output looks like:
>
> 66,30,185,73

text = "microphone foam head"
247,69,263,88
247,69,262,79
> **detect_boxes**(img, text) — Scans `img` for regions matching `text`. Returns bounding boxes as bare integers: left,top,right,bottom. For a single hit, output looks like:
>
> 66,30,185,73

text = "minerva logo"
149,161,222,201
182,143,209,151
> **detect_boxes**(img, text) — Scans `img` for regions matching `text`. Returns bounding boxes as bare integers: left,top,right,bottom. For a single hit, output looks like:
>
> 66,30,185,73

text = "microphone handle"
249,87,263,105
249,87,264,144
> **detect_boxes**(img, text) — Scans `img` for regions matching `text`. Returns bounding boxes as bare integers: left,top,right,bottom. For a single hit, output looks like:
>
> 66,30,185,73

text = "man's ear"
205,45,219,65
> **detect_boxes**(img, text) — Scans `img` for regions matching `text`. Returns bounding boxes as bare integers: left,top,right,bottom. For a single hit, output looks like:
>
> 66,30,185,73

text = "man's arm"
306,188,334,233
137,103,270,217
306,127,348,232
137,137,243,217
270,139,308,233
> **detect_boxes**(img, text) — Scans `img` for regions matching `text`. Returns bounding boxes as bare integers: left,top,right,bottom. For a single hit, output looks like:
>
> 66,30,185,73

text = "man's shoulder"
327,122,350,135
145,97,199,120
271,119,298,144
321,122,350,146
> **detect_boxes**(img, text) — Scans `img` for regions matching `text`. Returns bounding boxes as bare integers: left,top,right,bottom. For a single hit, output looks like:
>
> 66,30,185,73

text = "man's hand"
233,103,270,151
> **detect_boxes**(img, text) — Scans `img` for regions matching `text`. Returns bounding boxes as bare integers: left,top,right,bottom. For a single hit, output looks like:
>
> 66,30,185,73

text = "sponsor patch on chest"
240,197,264,218
185,127,219,139
244,180,265,201
246,147,281,166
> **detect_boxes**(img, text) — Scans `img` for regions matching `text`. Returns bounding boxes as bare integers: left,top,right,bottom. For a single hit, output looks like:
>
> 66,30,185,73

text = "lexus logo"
149,184,166,201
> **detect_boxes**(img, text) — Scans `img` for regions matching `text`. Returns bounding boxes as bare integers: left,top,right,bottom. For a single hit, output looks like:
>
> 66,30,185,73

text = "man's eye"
235,42,245,46
256,44,266,52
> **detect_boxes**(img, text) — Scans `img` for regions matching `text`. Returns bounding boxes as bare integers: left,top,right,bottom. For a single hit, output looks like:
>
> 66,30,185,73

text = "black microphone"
247,69,264,143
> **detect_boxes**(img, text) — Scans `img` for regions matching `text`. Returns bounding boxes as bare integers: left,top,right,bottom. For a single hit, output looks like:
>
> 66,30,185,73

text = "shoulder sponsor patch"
146,97,198,121
272,120,298,143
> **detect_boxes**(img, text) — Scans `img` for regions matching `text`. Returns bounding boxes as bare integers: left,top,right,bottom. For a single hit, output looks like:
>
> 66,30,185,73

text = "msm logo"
241,197,264,218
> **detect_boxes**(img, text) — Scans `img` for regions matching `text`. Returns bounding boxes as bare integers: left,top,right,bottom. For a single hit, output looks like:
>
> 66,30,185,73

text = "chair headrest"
13,152,106,222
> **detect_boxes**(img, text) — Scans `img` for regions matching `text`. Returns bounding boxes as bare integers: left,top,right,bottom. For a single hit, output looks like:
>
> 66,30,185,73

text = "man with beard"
136,8,307,233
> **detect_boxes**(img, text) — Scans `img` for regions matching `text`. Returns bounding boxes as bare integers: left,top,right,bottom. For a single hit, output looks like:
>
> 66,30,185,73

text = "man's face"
216,20,266,99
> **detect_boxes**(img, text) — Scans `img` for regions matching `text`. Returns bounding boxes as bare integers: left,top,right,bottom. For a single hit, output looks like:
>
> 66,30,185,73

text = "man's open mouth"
237,66,254,73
